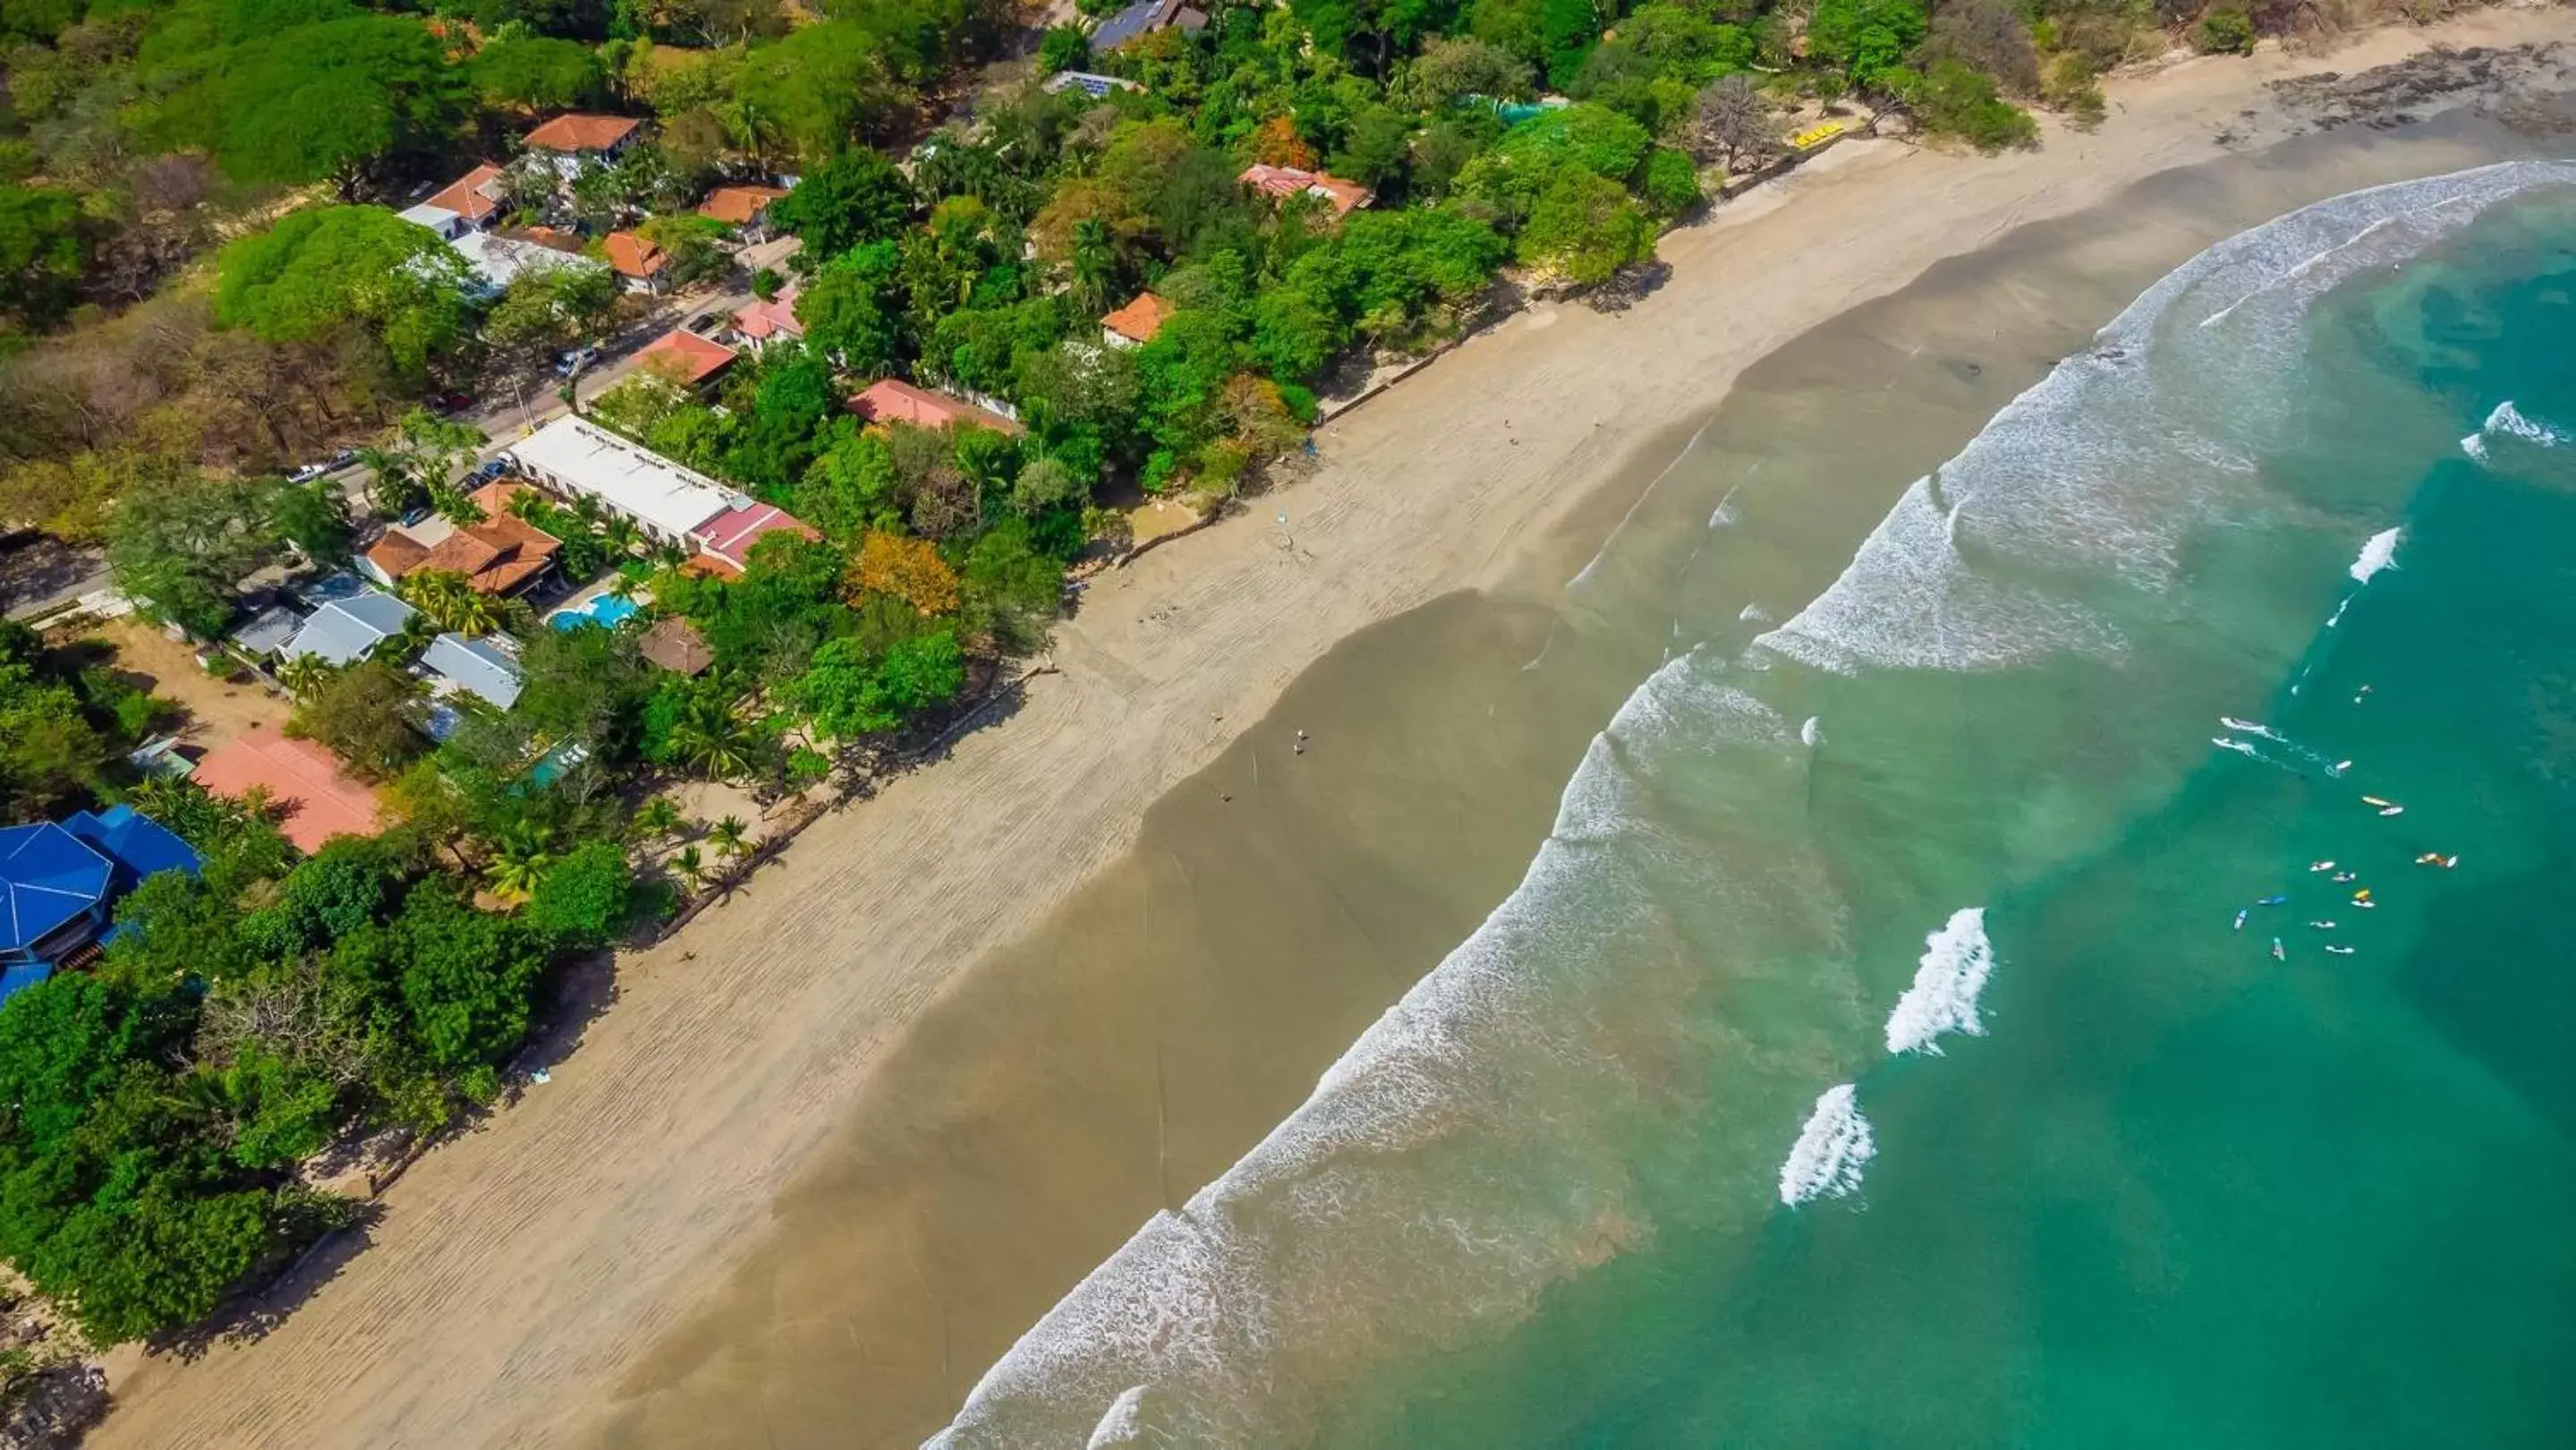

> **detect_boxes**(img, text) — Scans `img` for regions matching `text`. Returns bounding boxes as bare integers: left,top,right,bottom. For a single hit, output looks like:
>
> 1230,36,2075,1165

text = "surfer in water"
2258,893,2289,907
2333,871,2359,883
2309,860,2336,873
2272,937,2287,961
2233,908,2250,932
2325,944,2358,957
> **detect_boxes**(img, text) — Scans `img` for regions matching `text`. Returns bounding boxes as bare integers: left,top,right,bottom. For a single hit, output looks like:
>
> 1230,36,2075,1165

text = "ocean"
927,161,2576,1446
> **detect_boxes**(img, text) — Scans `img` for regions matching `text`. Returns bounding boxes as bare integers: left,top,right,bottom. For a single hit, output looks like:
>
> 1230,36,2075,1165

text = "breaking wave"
1758,162,2576,677
2461,399,2565,461
1883,908,1998,1056
2350,527,2402,584
1778,1084,1875,1206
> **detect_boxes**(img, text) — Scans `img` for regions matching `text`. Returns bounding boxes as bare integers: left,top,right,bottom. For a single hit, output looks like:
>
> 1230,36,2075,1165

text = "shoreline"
89,10,2576,1446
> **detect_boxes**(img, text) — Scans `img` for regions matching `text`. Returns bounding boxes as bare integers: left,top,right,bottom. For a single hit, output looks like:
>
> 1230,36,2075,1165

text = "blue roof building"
284,589,418,667
0,806,200,1003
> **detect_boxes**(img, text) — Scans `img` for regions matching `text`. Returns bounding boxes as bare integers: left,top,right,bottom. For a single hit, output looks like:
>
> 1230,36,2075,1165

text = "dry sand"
92,10,2576,1446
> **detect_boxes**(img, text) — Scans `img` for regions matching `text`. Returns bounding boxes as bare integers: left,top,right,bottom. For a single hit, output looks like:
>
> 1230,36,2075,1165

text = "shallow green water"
934,165,2576,1450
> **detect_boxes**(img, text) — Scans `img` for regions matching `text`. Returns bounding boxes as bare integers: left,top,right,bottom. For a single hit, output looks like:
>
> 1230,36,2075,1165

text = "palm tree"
357,445,421,518
670,844,709,894
670,696,757,781
628,797,683,843
709,815,752,862
1068,217,1119,315
484,822,558,904
400,570,503,635
277,652,336,702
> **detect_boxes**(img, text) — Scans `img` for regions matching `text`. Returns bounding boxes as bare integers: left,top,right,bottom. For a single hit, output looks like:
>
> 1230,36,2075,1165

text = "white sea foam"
2462,401,2565,462
1085,1387,1148,1447
1759,162,2576,677
1800,715,1823,749
1883,908,1998,1055
2350,527,2402,584
1779,1084,1875,1206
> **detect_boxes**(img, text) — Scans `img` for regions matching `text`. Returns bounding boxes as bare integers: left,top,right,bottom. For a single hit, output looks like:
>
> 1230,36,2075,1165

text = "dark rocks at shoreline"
2269,40,2576,133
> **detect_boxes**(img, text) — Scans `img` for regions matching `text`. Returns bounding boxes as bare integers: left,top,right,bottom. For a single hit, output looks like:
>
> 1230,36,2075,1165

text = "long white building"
507,415,741,545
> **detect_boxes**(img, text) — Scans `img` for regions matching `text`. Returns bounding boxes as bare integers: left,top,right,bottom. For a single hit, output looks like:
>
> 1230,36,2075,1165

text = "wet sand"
85,13,2576,1447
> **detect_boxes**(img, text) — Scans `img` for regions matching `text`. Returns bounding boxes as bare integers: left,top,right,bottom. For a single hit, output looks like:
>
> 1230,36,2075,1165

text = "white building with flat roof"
508,416,743,545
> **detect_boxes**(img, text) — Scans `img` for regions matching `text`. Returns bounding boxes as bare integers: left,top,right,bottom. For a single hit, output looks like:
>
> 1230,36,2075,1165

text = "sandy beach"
90,10,2576,1446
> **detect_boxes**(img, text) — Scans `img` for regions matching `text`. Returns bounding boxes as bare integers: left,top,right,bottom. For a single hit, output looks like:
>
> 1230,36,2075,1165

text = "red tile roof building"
1237,164,1373,220
637,328,738,389
846,379,1024,435
731,280,803,344
523,114,643,153
423,162,507,226
690,500,818,576
602,230,667,281
192,729,386,854
361,482,562,596
1101,291,1174,346
699,185,790,226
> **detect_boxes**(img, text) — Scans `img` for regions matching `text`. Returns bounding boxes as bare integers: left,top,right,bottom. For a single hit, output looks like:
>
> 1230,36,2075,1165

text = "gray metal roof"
231,603,306,657
284,590,417,667
421,632,523,710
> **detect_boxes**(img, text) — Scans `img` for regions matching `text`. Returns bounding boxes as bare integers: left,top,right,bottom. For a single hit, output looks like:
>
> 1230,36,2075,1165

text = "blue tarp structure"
0,807,200,1005
0,823,113,958
63,805,200,891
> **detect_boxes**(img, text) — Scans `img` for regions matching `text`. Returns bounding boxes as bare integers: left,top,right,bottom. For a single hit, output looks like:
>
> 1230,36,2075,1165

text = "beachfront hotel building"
506,415,815,577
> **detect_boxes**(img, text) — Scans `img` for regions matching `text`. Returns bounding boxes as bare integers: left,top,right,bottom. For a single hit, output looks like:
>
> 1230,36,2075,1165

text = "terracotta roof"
699,185,789,226
846,379,1024,435
638,328,738,388
602,230,667,278
731,291,802,342
511,225,588,252
693,500,817,573
523,114,642,153
678,553,742,581
192,729,386,854
637,617,716,676
1101,291,1174,345
364,531,432,579
1237,163,1373,219
366,487,561,595
424,162,507,224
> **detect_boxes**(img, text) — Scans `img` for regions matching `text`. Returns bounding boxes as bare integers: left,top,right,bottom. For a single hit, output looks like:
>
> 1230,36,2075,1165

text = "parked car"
286,462,329,483
434,391,476,414
327,448,359,470
400,505,432,527
554,345,599,377
471,459,508,482
685,311,723,335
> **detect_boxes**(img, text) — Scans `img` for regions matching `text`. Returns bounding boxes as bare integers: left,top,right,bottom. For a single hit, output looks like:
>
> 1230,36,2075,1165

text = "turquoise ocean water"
931,163,2576,1447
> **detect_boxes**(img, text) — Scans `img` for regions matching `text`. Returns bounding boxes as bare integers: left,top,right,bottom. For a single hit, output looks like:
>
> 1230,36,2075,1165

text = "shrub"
1039,24,1089,74
1639,148,1704,217
1903,61,2041,152
2197,7,2256,53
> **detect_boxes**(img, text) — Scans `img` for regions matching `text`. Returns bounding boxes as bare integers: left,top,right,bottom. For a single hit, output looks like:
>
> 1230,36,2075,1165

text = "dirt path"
90,13,2576,1446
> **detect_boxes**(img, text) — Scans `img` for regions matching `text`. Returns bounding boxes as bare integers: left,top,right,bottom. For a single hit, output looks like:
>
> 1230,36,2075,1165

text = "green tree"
1515,169,1656,285
166,14,472,192
727,20,907,165
287,660,427,780
483,262,618,368
795,240,905,374
214,206,475,382
469,34,608,109
525,839,637,948
1807,0,1929,92
106,472,280,639
1037,24,1088,75
767,148,914,256
271,478,354,563
393,883,545,1078
0,182,87,331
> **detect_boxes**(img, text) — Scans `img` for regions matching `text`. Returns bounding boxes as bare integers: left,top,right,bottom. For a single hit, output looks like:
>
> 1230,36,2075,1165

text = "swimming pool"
549,592,642,631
